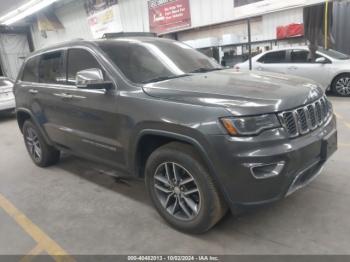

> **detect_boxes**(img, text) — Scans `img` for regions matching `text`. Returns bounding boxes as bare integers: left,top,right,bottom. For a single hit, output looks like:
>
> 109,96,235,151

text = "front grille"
279,96,332,138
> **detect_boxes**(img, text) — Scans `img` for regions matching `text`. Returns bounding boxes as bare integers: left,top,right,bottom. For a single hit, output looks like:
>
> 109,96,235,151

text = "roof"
28,36,171,58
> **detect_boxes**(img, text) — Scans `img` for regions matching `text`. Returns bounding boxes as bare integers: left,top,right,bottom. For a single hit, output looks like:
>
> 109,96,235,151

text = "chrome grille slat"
279,96,332,138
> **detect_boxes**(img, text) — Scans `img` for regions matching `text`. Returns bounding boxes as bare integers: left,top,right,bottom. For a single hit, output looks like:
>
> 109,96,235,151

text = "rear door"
254,50,288,74
35,50,71,145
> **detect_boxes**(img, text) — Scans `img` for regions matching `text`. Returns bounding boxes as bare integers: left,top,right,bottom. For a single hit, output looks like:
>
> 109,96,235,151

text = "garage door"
0,33,30,80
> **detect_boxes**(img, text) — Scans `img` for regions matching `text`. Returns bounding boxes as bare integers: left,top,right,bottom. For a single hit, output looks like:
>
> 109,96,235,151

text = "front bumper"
0,97,15,112
207,114,337,212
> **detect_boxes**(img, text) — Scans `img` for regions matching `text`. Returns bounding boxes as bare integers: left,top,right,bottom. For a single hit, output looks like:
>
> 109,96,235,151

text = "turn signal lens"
221,118,238,136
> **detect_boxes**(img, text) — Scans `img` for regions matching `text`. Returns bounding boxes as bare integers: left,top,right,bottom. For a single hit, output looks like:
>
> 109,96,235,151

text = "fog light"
245,161,285,179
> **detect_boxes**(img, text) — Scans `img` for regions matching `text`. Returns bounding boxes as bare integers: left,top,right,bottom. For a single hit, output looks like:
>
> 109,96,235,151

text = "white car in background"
0,77,15,114
235,46,350,96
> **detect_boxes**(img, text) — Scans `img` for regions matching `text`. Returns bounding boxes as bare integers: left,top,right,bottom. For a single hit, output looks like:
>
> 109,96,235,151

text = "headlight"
221,114,281,136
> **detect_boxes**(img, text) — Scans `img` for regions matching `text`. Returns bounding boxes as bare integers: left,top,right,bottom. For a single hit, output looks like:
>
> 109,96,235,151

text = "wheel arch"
133,130,216,179
331,72,350,88
132,129,231,210
16,108,53,146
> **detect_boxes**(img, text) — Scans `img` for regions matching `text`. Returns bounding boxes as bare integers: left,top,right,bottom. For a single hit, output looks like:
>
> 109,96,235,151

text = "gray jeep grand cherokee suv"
14,36,337,233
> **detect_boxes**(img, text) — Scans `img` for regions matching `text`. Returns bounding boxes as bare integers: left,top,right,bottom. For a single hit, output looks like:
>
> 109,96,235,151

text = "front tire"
332,74,350,96
145,142,227,234
22,120,60,167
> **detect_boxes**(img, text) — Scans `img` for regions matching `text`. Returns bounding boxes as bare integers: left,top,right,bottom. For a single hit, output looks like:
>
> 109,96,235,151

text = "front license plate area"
321,131,337,161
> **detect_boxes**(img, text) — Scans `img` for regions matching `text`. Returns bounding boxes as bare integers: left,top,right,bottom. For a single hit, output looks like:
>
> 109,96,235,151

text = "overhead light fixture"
0,0,59,26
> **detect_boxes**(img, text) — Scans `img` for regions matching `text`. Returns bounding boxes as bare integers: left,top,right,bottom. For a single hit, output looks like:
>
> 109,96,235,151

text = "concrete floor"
0,96,350,256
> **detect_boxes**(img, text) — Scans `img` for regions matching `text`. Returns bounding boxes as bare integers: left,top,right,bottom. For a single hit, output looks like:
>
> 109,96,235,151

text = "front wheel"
332,74,350,96
145,142,227,234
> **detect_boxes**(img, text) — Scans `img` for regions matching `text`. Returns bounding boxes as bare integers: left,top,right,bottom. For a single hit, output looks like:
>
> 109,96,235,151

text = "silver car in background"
235,46,350,96
0,77,15,114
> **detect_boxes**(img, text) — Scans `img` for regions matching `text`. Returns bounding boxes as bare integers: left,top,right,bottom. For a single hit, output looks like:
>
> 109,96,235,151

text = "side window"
258,51,286,64
291,50,324,63
38,52,65,84
22,57,39,82
67,49,104,85
290,50,310,63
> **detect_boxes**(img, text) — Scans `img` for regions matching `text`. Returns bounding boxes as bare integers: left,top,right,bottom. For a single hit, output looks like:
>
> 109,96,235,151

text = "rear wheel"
145,142,227,234
22,120,60,167
332,74,350,96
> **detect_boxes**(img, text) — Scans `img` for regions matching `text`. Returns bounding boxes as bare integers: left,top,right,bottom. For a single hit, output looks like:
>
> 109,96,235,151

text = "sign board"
148,0,191,34
87,4,123,39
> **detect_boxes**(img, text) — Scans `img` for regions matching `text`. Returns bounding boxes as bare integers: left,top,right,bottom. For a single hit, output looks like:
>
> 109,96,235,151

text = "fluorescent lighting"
0,0,60,26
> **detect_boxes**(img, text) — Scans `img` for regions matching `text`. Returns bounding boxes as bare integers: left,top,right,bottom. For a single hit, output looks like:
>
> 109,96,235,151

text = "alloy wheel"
335,77,350,96
25,127,42,162
153,162,201,221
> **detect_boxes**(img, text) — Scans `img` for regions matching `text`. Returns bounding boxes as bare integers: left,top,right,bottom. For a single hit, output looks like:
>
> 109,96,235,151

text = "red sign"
277,23,304,40
148,0,191,34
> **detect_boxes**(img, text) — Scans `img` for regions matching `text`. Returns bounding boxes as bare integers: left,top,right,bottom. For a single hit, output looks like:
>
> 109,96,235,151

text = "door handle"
28,89,38,94
54,93,73,99
288,66,298,70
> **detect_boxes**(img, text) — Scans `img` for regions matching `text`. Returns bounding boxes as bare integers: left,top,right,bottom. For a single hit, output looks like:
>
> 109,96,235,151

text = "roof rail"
102,32,157,39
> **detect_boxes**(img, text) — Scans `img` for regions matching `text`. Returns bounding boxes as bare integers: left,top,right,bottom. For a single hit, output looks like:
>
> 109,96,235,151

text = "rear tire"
145,142,227,234
332,74,350,96
22,120,60,167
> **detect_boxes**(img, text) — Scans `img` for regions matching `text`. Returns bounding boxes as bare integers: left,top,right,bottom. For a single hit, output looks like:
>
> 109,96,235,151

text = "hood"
142,69,324,116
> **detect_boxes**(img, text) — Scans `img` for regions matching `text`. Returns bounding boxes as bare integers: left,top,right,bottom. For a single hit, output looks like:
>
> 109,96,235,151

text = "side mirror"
76,68,113,90
315,57,329,64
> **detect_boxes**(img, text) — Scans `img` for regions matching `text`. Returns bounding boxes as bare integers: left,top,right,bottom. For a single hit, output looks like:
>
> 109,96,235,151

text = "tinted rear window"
258,51,286,63
22,57,39,82
38,51,65,84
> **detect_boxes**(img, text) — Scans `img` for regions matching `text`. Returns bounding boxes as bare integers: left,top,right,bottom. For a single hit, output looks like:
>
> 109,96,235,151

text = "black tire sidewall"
22,120,57,167
145,144,221,234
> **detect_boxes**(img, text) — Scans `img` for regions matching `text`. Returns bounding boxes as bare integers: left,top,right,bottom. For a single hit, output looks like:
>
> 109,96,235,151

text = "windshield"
318,48,349,60
97,38,222,84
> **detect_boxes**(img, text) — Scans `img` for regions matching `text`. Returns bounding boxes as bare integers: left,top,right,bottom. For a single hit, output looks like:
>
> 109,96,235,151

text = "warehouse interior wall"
31,0,93,50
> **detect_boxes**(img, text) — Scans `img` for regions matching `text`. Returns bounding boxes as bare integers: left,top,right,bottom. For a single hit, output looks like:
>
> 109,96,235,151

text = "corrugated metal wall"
189,0,322,29
177,7,303,46
30,0,313,50
118,0,149,32
31,0,149,49
32,0,93,50
262,7,303,40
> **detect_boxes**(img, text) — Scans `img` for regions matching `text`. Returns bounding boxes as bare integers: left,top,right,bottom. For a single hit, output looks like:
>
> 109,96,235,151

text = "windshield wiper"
141,74,189,84
190,68,224,73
